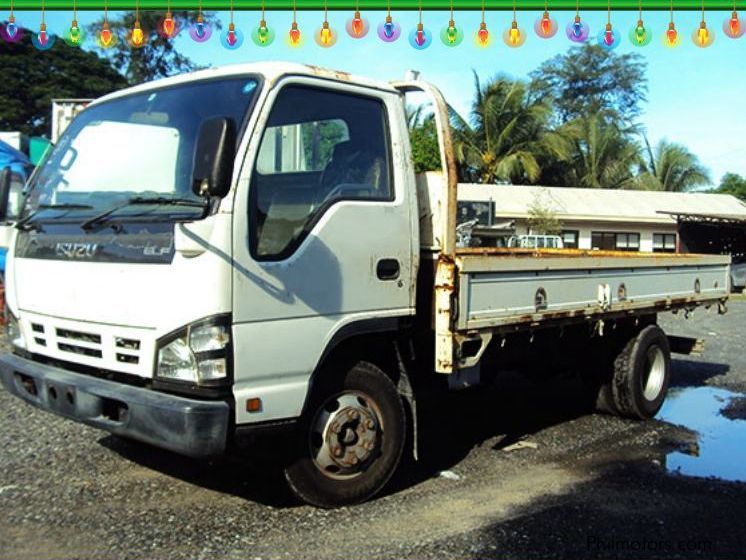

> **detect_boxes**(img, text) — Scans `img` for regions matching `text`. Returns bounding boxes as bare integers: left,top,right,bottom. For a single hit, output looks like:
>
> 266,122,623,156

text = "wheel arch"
302,316,418,458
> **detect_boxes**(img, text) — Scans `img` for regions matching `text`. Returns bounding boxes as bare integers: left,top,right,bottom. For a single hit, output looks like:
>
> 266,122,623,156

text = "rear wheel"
284,361,405,508
611,325,671,419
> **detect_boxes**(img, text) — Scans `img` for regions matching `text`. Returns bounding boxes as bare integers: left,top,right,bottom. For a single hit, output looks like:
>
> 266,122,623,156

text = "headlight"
156,336,198,382
189,324,229,353
156,316,231,386
5,309,26,350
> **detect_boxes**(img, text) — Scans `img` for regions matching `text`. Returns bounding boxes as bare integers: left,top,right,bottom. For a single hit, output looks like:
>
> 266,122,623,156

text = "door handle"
376,258,400,280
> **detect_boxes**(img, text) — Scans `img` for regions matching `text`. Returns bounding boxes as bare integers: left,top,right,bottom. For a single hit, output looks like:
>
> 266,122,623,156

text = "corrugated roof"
456,183,746,225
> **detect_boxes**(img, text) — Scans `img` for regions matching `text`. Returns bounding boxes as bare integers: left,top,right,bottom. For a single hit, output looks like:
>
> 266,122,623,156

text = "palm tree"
637,138,711,192
452,73,569,184
556,115,642,189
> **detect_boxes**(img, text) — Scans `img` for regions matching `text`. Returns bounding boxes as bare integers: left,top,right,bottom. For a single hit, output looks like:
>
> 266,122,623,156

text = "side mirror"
0,167,11,221
192,117,236,199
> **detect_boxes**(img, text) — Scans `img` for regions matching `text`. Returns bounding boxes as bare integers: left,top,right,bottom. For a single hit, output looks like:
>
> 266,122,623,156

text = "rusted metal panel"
433,255,456,374
391,81,458,259
455,260,730,332
455,249,731,273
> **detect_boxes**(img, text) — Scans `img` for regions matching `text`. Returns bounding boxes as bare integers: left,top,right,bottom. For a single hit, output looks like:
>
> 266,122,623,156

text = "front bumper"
0,353,230,457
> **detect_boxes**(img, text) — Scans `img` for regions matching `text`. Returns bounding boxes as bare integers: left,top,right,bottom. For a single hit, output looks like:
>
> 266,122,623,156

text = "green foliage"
715,173,746,201
451,73,570,184
0,28,128,137
301,120,347,170
552,115,642,189
86,11,217,85
527,192,562,234
529,44,647,125
408,113,441,174
637,138,711,192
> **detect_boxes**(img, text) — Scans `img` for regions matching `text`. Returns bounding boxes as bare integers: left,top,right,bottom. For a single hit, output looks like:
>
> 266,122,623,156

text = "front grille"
115,337,141,351
28,318,144,372
58,342,103,358
116,353,139,364
56,328,101,344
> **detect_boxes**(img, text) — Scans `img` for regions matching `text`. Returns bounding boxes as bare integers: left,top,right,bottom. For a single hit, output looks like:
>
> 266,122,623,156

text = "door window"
250,85,392,260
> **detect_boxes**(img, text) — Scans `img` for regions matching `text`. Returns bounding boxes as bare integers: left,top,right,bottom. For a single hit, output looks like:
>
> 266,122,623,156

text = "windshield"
24,76,260,224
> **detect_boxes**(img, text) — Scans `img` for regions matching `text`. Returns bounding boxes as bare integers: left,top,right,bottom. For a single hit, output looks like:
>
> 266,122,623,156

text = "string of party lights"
408,0,432,47
598,0,620,49
630,0,650,44
664,0,680,44
189,0,213,40
694,0,714,45
378,0,401,40
535,0,558,37
3,1,746,51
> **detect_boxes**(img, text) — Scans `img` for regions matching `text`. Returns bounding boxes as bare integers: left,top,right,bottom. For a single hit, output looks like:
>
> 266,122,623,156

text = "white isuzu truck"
0,63,730,507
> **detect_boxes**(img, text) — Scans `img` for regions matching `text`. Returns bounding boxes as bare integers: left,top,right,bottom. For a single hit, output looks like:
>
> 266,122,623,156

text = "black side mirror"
192,117,236,199
0,167,11,221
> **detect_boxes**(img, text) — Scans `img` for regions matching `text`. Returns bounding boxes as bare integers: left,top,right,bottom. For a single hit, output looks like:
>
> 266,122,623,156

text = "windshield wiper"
80,196,207,231
16,203,95,231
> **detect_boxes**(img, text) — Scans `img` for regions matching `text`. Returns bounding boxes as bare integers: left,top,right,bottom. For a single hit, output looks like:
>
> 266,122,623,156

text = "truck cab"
0,63,730,508
1,64,424,505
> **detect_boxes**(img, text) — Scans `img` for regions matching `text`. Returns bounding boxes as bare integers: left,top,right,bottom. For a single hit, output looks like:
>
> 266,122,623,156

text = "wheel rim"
309,391,384,480
642,345,666,401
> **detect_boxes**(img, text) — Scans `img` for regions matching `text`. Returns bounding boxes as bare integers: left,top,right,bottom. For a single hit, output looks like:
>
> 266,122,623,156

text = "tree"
452,73,569,184
529,44,647,125
407,105,441,174
715,173,746,201
555,115,642,189
0,28,128,136
87,11,218,84
638,138,711,192
527,191,562,234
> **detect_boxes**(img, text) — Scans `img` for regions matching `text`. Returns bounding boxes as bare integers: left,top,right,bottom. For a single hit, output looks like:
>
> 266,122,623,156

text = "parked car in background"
508,234,564,249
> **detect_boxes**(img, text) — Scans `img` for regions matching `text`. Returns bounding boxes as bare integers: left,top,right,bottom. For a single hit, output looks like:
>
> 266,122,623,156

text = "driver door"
231,77,417,424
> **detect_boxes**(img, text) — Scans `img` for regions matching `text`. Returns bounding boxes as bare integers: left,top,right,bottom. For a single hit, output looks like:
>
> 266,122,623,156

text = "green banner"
5,0,739,10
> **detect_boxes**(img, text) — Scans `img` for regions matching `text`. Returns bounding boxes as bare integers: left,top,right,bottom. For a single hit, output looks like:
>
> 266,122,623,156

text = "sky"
16,8,746,184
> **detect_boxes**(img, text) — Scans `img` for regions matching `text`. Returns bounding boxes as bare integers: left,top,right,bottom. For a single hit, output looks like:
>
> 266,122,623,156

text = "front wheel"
284,361,405,508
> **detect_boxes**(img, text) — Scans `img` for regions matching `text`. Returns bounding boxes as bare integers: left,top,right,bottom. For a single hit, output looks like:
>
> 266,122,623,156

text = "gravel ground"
1,303,745,560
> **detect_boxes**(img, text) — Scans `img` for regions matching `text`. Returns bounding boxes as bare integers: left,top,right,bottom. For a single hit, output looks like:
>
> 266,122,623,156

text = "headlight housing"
5,308,26,350
155,315,231,388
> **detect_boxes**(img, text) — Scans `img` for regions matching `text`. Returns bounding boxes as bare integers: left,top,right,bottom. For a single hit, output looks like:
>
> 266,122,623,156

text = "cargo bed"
454,248,730,332
434,247,730,373
395,82,731,374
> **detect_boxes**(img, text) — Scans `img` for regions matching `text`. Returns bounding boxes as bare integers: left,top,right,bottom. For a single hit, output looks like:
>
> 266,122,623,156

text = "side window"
256,119,349,174
250,85,392,259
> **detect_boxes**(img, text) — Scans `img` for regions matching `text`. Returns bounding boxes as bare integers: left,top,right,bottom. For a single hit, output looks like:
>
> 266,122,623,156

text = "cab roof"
91,62,400,107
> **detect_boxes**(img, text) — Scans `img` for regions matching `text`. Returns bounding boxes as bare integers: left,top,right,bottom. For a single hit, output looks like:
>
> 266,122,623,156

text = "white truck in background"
51,99,92,144
0,64,730,507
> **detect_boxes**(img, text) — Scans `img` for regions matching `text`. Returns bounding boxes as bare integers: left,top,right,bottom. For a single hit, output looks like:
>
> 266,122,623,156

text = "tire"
578,345,620,415
611,325,671,419
284,360,406,508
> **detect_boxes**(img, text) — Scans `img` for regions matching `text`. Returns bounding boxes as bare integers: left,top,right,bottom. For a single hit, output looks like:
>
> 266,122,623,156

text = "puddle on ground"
657,386,746,483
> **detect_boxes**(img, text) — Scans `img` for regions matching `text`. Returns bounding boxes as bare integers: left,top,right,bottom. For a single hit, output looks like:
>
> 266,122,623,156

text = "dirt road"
1,304,745,559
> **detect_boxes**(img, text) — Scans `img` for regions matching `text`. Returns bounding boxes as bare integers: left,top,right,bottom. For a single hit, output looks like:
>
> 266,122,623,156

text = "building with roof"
455,182,746,254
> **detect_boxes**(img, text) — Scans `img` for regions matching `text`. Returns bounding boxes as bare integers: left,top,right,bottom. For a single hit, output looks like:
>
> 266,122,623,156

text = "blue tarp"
0,139,32,178
0,140,31,276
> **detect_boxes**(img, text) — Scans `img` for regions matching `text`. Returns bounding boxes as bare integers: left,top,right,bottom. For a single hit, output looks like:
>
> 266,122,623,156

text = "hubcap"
309,392,383,479
642,345,665,401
